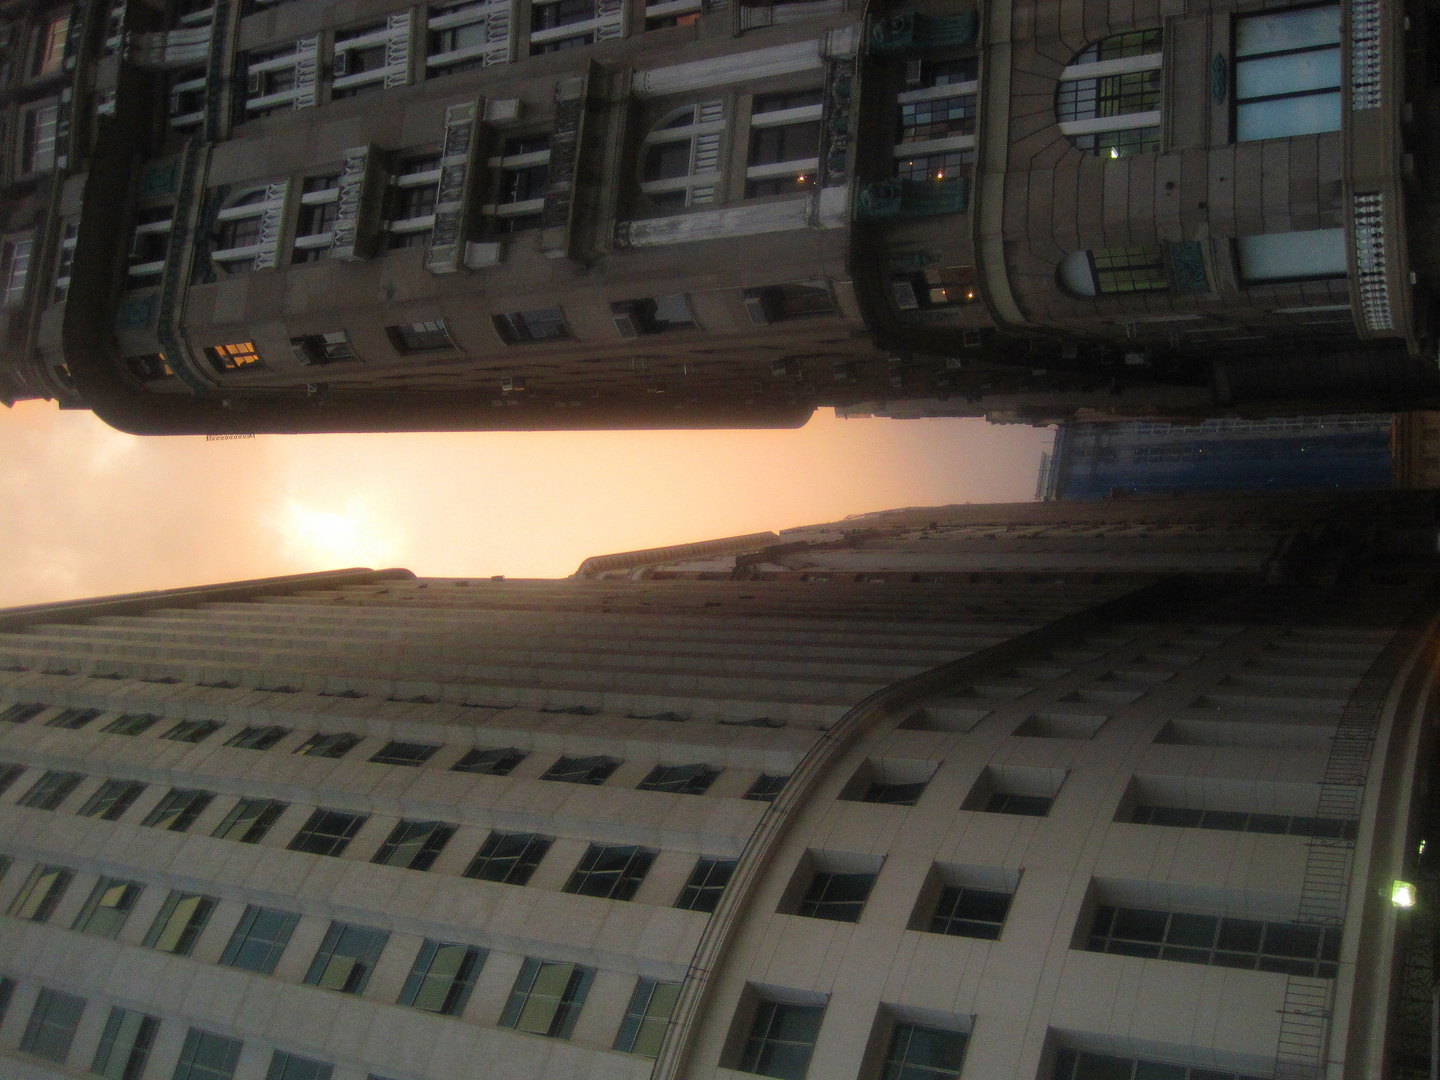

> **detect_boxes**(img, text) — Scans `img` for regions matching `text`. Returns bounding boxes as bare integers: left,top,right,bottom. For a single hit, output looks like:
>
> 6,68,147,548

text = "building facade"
1,493,1439,1080
0,0,1436,432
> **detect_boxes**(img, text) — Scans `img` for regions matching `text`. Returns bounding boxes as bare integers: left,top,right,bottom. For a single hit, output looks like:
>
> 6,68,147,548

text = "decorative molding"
251,180,290,271
291,36,320,109
384,12,412,87
634,40,822,98
1353,192,1392,331
1351,0,1381,110
426,100,484,275
330,146,385,261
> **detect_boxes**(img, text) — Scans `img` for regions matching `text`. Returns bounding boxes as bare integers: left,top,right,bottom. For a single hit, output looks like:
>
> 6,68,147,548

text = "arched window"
1058,248,1166,296
1055,30,1161,158
639,101,725,208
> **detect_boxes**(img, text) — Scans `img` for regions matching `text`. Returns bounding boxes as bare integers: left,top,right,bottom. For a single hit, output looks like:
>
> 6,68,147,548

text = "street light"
1394,880,1418,907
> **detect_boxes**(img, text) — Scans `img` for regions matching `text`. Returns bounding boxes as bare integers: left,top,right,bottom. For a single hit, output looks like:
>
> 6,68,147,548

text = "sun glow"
281,500,403,567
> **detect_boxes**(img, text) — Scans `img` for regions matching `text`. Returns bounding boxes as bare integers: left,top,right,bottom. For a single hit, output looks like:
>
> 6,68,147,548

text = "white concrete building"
0,494,1436,1080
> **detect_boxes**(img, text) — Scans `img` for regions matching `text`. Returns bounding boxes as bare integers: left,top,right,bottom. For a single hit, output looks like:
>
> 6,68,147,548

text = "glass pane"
1236,50,1340,100
1237,229,1346,281
1236,92,1340,141
1236,6,1340,57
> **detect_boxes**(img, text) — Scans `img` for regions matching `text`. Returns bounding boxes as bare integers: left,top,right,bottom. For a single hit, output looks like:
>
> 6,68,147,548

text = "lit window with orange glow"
889,266,981,313
204,342,264,373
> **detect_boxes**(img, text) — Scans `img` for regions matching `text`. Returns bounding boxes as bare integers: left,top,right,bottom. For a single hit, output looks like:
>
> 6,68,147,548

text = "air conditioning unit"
332,49,350,75
905,59,923,87
743,291,775,326
246,70,262,94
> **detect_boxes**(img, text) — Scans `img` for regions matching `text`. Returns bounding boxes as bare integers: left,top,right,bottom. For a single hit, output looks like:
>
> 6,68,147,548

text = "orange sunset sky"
0,400,1054,608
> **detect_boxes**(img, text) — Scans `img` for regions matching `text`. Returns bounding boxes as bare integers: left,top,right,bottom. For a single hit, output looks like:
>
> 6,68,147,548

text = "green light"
1394,880,1418,908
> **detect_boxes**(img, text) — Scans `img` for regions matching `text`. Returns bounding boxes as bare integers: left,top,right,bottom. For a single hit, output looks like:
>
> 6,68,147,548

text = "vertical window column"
244,38,319,116
427,0,515,73
745,90,822,198
387,156,442,248
485,135,550,233
292,175,340,262
331,13,412,98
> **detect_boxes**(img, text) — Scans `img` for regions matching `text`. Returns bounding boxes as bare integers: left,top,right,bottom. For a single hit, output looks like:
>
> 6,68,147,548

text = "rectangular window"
288,808,368,857
894,149,972,181
488,133,550,233
564,844,656,901
1,701,47,723
398,940,486,1014
928,885,1011,940
452,746,527,775
426,0,496,74
386,155,442,248
20,104,59,172
528,0,595,53
8,864,73,921
541,754,619,785
370,741,440,766
31,14,69,76
265,1051,333,1080
144,891,217,955
1236,229,1347,283
861,780,928,806
104,713,161,735
746,774,789,802
385,318,455,354
294,732,361,758
609,295,696,337
0,762,24,796
171,1029,242,1080
21,988,86,1062
142,789,214,832
638,763,719,795
1131,804,1359,840
883,1023,968,1080
493,308,570,344
304,922,390,994
739,1000,824,1080
225,725,290,750
72,878,144,938
331,20,394,98
292,174,340,263
372,820,456,870
244,43,309,116
614,978,680,1056
162,719,221,743
746,90,822,199
290,332,357,364
1234,4,1341,142
463,831,552,885
1087,904,1340,977
743,283,835,324
203,343,263,373
93,1008,159,1080
46,707,101,730
675,858,736,913
1052,1049,1266,1080
220,906,300,974
212,798,287,843
797,872,875,923
499,958,594,1037
18,769,85,810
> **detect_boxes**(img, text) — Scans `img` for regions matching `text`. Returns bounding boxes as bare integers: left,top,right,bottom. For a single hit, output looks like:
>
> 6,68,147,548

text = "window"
0,976,11,1025
304,922,390,994
739,1000,824,1080
881,1023,968,1080
243,42,315,116
372,820,456,870
171,1029,242,1080
1087,904,1339,977
1234,5,1340,142
21,988,85,1062
93,1008,159,1080
928,885,1011,940
144,892,217,955
860,780,928,806
226,725,290,750
675,858,735,913
104,712,161,735
746,774,789,802
529,0,596,53
331,19,402,98
48,707,102,729
452,746,527,775
797,871,875,922
0,762,24,795
289,809,368,856
162,719,221,743
638,763,719,795
1130,804,1358,840
18,769,85,810
746,90,822,198
370,741,440,766
499,958,594,1037
291,332,357,364
614,978,680,1056
984,792,1052,816
20,104,59,172
387,155,442,248
72,878,143,938
1057,248,1167,296
743,282,836,325
398,940,486,1014
638,102,725,208
1,701,47,723
7,864,73,920
168,69,207,128
610,295,697,337
0,237,31,307
142,789,214,831
220,906,300,974
292,174,340,263
125,205,172,287
386,319,456,353
541,754,619,785
494,308,570,344
294,731,361,758
265,1053,332,1080
30,14,69,77
1236,229,1346,283
204,343,263,373
427,0,507,75
890,266,979,310
486,133,550,233
564,844,656,900
1056,30,1162,157
463,831,552,884
211,798,287,842
1052,1049,1267,1080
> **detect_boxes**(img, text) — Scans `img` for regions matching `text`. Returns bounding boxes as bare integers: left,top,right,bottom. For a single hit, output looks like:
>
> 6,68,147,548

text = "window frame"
463,830,553,885
143,891,217,956
92,1007,159,1080
220,905,301,974
498,958,594,1038
371,819,457,870
141,788,215,832
397,939,487,1015
303,921,391,994
288,808,368,857
20,987,86,1063
72,877,144,938
1232,2,1342,144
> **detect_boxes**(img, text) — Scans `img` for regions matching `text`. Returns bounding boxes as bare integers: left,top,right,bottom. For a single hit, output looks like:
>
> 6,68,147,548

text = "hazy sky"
0,400,1053,608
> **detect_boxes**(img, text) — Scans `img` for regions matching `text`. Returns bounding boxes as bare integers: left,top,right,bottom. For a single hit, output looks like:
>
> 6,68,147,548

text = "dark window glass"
796,872,875,923
304,922,390,994
372,820,456,870
1087,904,1340,978
288,809,367,857
753,89,823,113
563,844,656,901
1131,804,1359,841
0,701,47,723
92,1007,159,1080
638,763,719,795
0,762,26,795
171,1029,243,1080
21,988,86,1062
881,1023,968,1080
104,713,161,735
643,141,692,181
225,726,290,750
984,792,1052,817
541,755,619,785
929,885,1012,940
0,977,12,1025
502,163,549,202
294,732,361,758
398,940,486,1015
78,780,148,821
47,707,102,730
613,978,680,1056
369,741,440,766
498,958,593,1038
746,774,789,802
530,0,594,29
141,789,214,832
143,892,217,956
862,781,928,806
451,747,527,775
220,906,300,974
72,878,143,938
493,308,571,344
386,320,454,353
162,720,221,744
463,831,552,885
265,1051,333,1080
7,864,73,921
18,770,85,810
212,798,287,843
1051,1048,1269,1080
739,1001,824,1080
675,857,735,913
748,122,820,167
